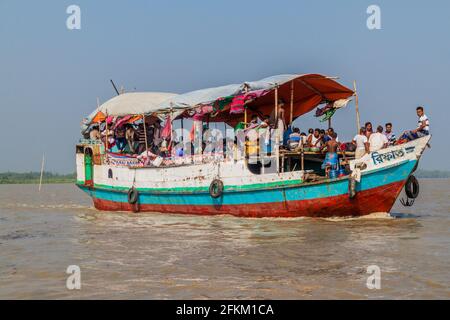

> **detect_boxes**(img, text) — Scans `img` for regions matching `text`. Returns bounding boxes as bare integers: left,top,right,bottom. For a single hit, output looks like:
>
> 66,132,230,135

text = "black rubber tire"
405,175,419,199
209,179,224,199
127,187,139,204
348,176,357,199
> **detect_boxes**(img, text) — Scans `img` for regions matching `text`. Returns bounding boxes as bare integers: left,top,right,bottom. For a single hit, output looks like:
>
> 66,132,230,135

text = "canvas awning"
162,74,355,126
82,74,354,131
89,92,178,118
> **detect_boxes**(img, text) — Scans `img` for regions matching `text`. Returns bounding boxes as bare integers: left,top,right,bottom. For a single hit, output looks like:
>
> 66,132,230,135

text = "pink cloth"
230,95,246,114
161,115,172,139
229,90,268,114
112,115,132,129
244,89,267,101
192,105,214,121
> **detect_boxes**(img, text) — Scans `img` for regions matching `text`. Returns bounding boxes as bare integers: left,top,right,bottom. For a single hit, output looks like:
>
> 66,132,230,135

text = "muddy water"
0,180,449,299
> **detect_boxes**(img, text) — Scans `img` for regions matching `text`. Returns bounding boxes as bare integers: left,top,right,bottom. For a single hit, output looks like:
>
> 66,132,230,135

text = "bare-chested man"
321,132,339,177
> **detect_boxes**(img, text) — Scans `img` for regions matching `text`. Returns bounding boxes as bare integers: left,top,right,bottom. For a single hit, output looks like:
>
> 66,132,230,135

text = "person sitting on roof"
398,106,430,142
288,128,302,150
321,132,339,177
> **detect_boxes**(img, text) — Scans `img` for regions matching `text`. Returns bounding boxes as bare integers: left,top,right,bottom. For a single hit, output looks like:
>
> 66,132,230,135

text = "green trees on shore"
0,172,76,184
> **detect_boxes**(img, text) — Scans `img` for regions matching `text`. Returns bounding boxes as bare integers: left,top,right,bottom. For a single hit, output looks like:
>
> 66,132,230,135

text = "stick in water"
39,153,45,192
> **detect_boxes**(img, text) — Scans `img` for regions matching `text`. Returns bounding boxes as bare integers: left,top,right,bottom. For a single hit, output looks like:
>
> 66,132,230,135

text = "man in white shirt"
368,125,388,152
352,127,368,159
399,106,431,141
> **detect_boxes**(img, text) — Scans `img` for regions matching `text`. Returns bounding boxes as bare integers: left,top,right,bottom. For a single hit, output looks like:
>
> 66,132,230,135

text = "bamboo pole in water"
38,153,45,192
353,80,361,133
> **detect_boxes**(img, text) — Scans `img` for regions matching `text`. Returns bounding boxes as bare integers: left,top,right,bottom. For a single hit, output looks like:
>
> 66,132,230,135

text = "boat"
76,74,430,218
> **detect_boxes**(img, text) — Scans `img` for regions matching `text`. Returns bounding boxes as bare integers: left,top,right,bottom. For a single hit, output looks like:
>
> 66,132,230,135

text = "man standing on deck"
353,127,368,159
368,126,388,152
322,132,339,177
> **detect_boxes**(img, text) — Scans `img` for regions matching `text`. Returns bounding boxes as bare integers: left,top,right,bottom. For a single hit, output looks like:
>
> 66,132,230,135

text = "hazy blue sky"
0,0,448,173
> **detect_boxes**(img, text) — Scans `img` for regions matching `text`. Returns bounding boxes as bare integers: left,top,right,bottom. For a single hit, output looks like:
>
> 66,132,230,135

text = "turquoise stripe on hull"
79,160,416,206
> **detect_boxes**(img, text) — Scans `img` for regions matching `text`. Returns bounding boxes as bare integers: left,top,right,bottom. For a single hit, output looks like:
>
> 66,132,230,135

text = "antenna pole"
110,79,120,96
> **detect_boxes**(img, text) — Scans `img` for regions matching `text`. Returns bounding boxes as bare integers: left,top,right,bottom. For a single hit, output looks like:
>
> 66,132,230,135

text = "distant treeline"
0,172,76,184
415,170,450,179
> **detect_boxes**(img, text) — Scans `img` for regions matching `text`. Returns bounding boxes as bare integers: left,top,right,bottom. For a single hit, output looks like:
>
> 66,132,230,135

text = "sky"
0,0,449,173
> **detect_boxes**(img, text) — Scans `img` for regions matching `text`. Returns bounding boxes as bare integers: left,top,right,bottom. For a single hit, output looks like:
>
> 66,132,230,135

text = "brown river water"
0,180,449,299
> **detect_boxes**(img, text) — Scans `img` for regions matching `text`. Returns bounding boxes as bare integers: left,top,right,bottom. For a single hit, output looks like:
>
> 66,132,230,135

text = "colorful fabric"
321,152,338,169
113,115,133,129
192,105,214,121
214,96,234,110
230,95,246,114
161,115,172,139
319,108,337,122
234,122,246,131
91,111,107,123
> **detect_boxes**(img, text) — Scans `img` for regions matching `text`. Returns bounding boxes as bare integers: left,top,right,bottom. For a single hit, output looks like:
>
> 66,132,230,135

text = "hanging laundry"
214,96,234,111
192,105,214,121
244,89,268,102
315,103,333,117
230,95,246,114
113,115,133,129
91,111,107,123
320,108,337,122
161,115,172,139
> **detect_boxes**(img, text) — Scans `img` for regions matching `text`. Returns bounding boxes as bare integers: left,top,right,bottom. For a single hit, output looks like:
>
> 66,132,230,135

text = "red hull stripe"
92,180,405,218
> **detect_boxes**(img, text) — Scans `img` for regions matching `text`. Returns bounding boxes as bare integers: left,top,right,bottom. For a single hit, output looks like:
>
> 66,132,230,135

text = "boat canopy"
89,92,178,118
157,74,354,126
83,74,354,129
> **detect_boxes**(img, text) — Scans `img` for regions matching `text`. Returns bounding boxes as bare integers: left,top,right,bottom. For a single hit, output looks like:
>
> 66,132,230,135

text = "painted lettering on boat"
371,149,405,165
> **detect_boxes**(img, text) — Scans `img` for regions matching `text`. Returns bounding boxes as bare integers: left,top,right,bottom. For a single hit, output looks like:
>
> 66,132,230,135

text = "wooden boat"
76,74,430,218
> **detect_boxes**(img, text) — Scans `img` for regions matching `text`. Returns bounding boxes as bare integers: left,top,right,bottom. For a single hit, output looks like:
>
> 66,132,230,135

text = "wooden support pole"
105,113,109,151
275,86,280,173
301,150,304,171
142,114,149,157
353,80,361,134
244,107,247,126
290,81,294,125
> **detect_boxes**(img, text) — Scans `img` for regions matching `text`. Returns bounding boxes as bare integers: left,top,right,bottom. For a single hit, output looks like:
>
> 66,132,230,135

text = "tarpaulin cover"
82,74,354,130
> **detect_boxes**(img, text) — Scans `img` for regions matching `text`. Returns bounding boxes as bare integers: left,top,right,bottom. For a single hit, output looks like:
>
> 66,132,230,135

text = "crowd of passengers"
87,119,173,157
85,106,430,166
285,106,430,160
